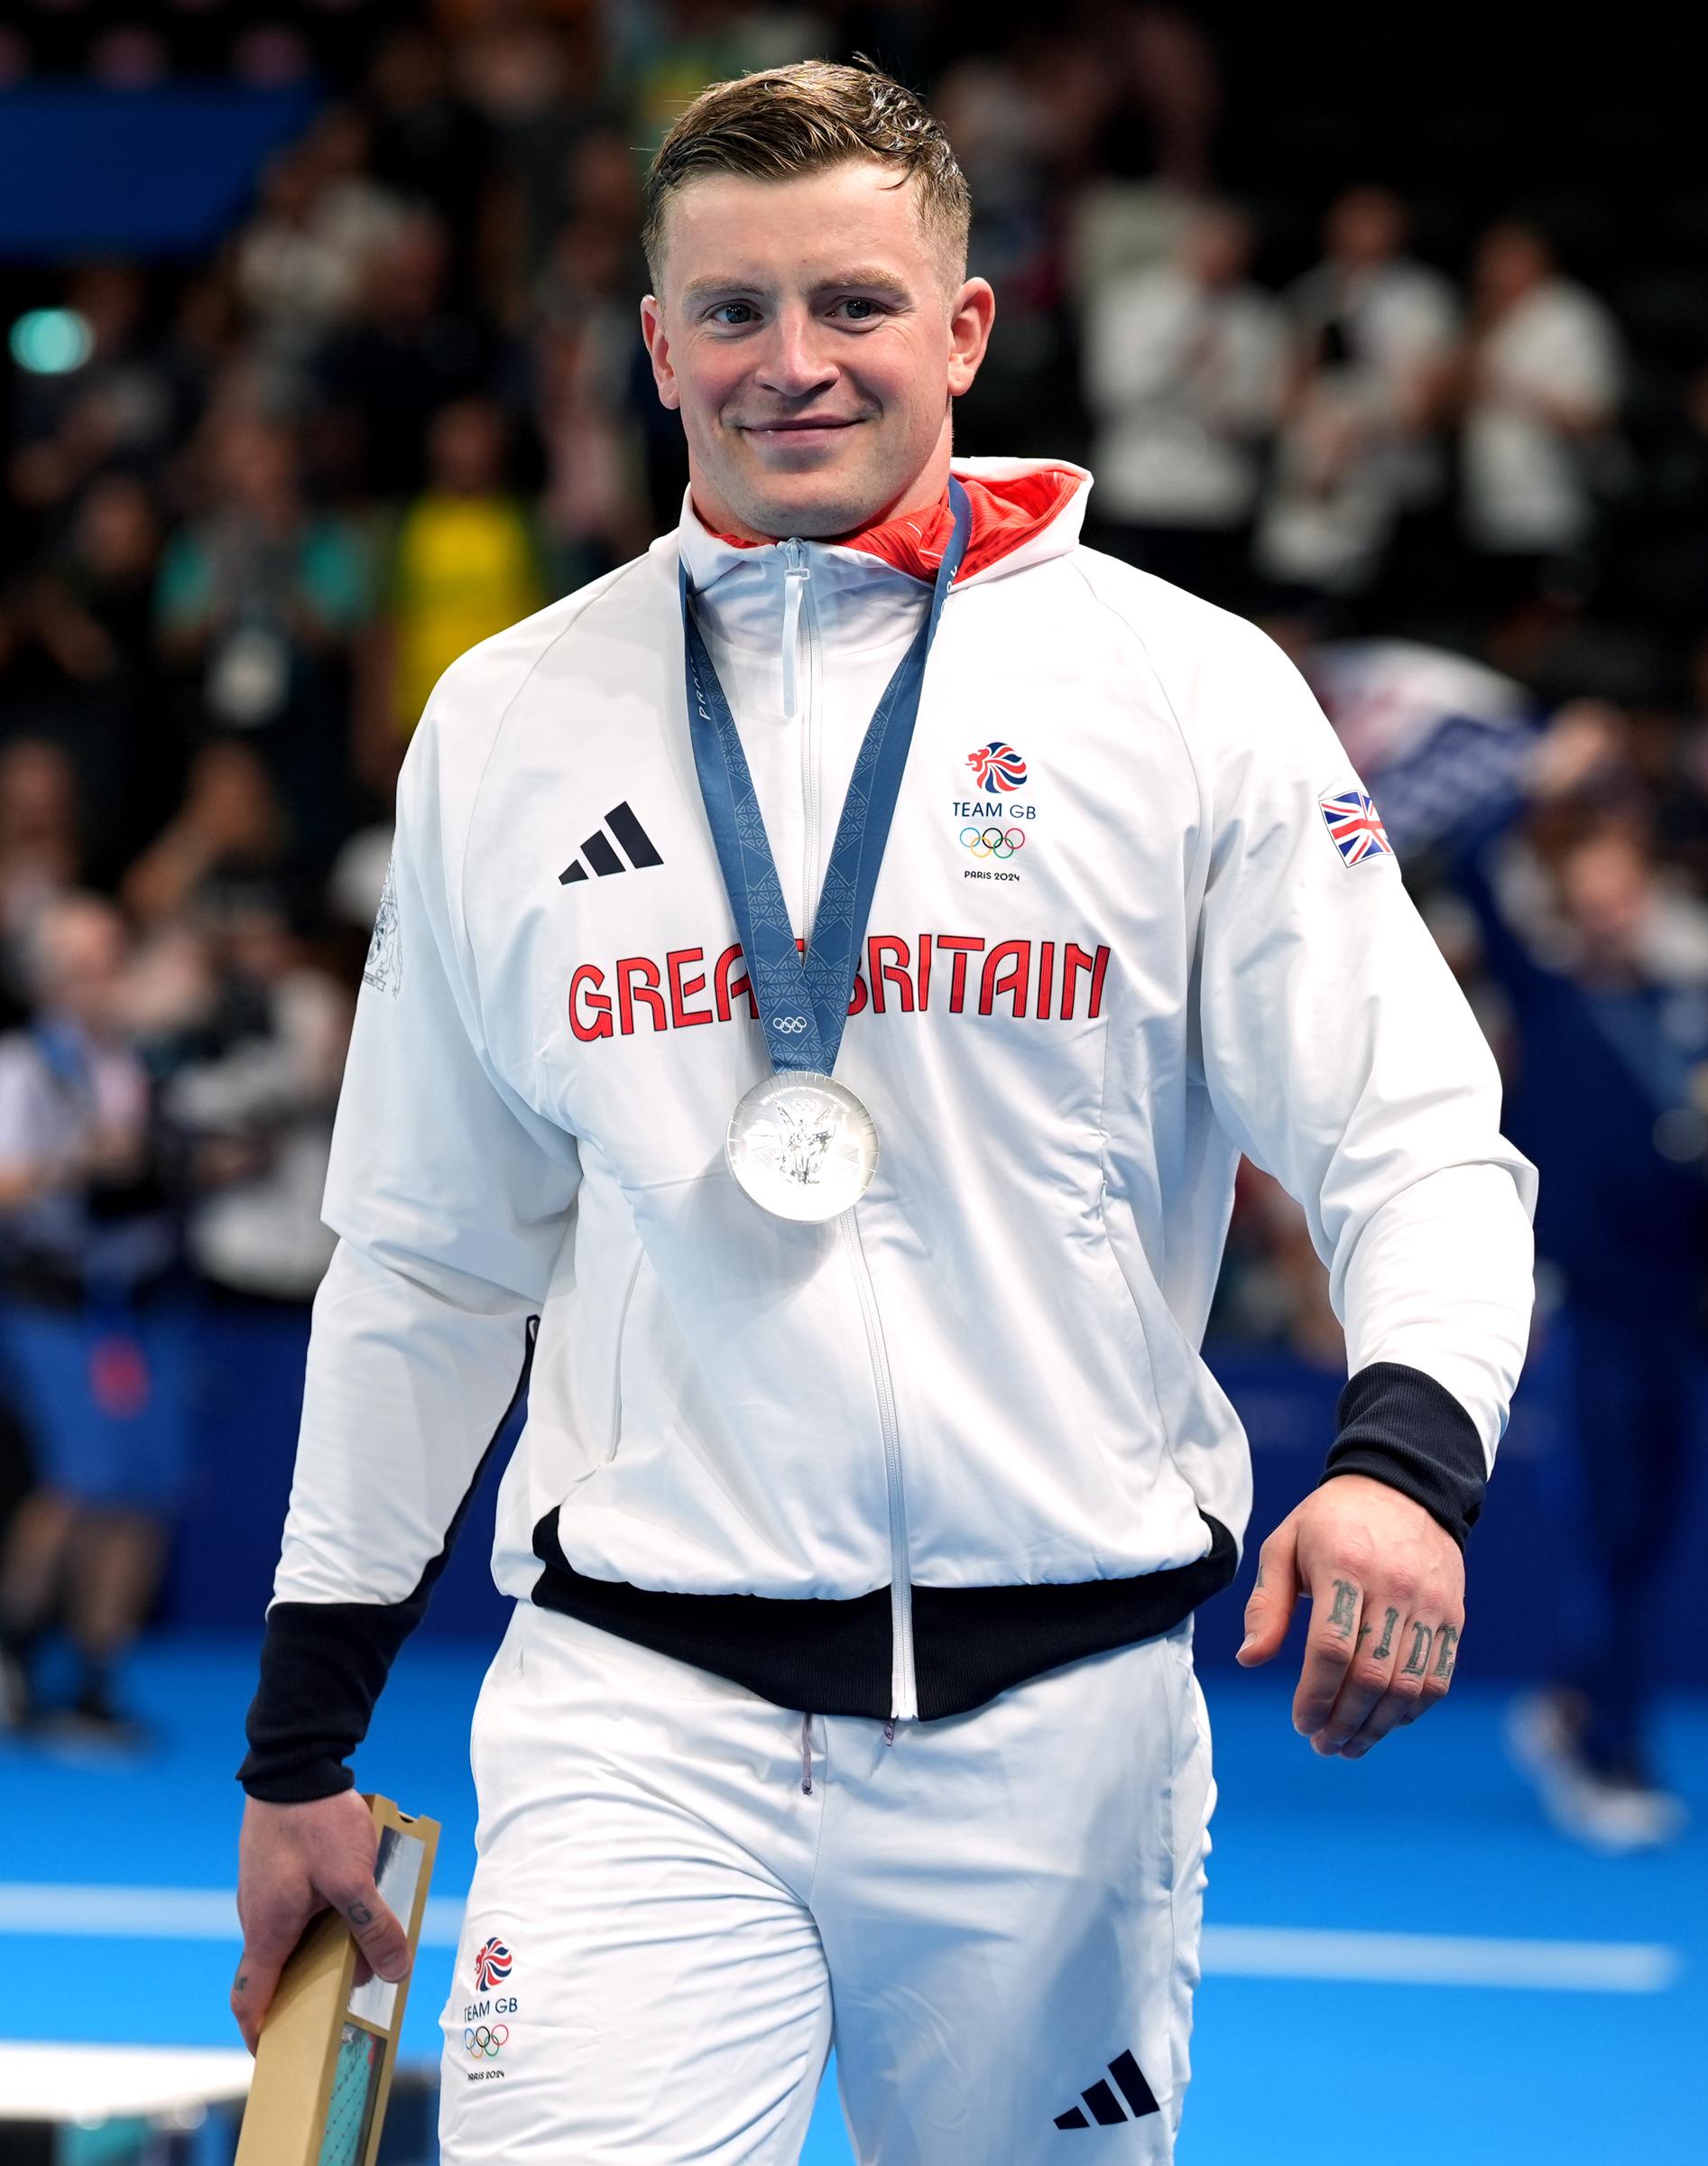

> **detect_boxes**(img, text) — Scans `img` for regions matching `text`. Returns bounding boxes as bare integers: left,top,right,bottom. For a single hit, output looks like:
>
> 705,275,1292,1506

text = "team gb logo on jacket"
966,741,1027,791
956,742,1037,879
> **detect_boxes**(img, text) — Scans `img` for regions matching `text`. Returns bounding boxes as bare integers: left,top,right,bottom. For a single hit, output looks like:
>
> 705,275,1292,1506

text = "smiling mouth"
739,418,863,434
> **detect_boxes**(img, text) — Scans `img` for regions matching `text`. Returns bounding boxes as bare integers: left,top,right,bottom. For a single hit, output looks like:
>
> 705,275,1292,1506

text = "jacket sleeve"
239,681,580,1801
1189,619,1537,1542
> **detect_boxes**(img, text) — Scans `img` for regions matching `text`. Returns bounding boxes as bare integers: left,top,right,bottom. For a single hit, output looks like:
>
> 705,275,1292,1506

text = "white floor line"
1201,1924,1683,1993
0,1885,1683,1993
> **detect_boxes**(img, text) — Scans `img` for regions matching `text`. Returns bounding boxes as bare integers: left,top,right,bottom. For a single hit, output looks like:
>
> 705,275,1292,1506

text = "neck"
692,428,953,545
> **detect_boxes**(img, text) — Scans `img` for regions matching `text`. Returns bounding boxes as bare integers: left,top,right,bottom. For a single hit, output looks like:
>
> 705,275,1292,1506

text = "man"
1255,185,1458,608
0,893,183,1738
1082,199,1281,609
235,63,1536,2163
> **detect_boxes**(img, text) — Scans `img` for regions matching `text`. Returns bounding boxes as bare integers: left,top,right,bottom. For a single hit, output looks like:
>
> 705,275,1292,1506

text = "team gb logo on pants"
473,1938,512,1992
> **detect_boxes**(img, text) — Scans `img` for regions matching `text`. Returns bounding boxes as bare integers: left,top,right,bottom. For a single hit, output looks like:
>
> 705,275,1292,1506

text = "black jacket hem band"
529,1507,1237,1721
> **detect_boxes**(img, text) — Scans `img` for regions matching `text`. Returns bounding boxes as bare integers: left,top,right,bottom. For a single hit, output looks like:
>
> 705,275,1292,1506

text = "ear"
946,277,996,399
640,295,680,412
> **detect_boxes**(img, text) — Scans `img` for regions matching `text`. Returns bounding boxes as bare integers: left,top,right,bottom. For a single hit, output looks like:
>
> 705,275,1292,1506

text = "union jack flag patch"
1318,788,1392,866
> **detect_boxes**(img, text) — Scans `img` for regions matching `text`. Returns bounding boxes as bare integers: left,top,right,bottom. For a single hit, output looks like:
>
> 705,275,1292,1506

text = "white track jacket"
242,459,1536,1800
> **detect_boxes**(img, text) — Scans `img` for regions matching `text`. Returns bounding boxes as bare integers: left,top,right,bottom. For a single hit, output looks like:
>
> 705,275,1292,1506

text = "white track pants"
439,1601,1214,2163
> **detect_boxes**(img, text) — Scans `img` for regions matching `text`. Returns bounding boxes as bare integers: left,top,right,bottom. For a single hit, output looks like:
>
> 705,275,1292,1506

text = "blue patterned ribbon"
679,477,969,1077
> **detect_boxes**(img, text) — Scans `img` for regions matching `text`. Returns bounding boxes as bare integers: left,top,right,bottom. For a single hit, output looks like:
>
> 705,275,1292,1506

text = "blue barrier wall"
0,88,315,258
162,1302,1708,1686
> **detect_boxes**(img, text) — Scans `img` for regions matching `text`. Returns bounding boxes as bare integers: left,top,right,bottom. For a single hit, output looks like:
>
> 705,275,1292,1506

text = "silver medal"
726,1071,879,1222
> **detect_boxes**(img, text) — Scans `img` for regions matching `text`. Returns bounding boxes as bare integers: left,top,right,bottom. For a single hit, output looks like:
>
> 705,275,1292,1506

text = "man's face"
641,161,993,541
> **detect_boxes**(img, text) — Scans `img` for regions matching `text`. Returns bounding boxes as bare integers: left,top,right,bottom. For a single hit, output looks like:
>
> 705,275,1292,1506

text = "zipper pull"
780,539,808,721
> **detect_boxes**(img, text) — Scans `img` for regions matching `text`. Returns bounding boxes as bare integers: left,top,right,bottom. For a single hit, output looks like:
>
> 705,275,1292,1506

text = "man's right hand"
232,1791,411,2053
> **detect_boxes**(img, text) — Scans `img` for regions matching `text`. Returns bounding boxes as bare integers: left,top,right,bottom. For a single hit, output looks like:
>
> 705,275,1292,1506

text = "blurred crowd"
0,1,1702,1824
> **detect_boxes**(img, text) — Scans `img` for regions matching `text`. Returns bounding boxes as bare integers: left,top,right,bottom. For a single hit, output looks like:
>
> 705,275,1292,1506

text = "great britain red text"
568,935,1111,1041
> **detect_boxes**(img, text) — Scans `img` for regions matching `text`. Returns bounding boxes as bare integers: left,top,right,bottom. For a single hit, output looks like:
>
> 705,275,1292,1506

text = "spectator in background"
1256,186,1457,610
314,209,505,501
234,112,411,412
364,25,492,277
1082,200,1279,606
122,741,292,932
0,741,84,1014
934,50,1073,448
0,475,165,879
0,893,184,1740
456,2,612,297
1457,221,1624,621
161,902,346,1308
533,142,653,585
1458,708,1706,1847
360,397,548,789
153,415,368,865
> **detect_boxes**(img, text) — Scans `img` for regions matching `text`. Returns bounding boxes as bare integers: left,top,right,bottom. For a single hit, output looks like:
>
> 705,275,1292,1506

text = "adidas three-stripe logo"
559,802,663,884
1054,2047,1159,2130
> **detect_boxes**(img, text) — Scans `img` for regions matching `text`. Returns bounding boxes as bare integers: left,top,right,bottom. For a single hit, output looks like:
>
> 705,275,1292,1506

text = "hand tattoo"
346,1902,374,1928
1432,1624,1459,1681
1373,1606,1399,1662
1402,1623,1434,1678
1328,1579,1359,1637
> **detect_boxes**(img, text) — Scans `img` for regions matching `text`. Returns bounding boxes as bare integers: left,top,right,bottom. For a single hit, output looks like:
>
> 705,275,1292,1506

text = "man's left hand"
1235,1475,1464,1757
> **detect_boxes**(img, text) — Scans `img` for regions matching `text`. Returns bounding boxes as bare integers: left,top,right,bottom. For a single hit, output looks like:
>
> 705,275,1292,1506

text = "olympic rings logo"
771,1014,809,1033
465,2024,508,2059
959,826,1027,860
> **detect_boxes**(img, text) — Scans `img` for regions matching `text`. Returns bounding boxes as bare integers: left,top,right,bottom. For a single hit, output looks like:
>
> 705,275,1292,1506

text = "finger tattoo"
346,1902,374,1928
1328,1579,1359,1637
1432,1624,1460,1680
1357,1621,1373,1650
1402,1623,1434,1677
1373,1606,1399,1661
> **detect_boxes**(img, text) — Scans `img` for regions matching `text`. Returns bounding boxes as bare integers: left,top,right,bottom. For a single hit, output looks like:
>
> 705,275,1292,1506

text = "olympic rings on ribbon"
770,1014,809,1033
958,825,1027,860
465,2024,509,2058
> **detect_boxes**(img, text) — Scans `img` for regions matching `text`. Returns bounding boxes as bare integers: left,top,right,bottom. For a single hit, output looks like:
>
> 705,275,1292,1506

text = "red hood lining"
695,466,1081,584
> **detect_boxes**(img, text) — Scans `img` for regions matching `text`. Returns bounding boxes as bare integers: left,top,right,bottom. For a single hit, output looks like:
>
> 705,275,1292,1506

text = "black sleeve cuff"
237,1319,536,1802
237,1600,420,1802
1320,1360,1489,1547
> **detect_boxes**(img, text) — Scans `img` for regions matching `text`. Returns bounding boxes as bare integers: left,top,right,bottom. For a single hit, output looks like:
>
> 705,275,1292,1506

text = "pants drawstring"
799,1708,813,1795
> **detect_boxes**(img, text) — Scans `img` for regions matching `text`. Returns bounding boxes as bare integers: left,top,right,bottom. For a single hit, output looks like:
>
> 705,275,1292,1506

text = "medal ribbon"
680,477,969,1078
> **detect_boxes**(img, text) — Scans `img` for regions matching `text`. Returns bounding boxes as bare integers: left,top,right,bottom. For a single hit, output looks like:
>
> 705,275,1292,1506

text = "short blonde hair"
642,60,971,289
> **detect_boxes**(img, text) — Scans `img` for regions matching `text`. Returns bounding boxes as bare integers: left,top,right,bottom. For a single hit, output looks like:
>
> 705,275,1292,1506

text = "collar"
666,457,1089,662
692,460,1085,583
671,456,1090,617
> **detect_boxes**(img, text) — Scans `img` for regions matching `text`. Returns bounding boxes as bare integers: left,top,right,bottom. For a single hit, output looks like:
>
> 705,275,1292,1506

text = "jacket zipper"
845,1210,917,1717
782,539,917,1722
780,540,818,933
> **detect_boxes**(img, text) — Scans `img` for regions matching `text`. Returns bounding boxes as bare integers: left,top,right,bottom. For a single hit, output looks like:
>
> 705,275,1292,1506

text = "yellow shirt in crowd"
388,493,548,735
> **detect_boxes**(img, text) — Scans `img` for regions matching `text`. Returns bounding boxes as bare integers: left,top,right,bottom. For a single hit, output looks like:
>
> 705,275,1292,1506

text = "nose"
752,304,838,403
